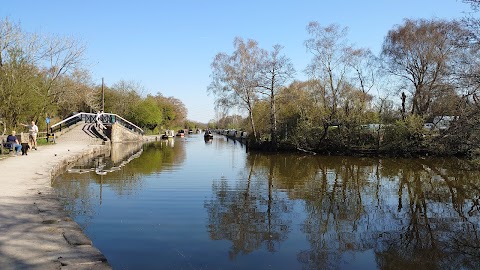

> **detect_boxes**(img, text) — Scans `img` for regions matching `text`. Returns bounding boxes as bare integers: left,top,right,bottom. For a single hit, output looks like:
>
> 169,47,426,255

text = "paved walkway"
0,125,112,269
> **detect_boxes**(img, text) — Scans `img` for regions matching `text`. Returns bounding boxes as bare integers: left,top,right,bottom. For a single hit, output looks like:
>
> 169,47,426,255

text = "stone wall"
110,141,143,164
49,144,111,181
110,122,143,143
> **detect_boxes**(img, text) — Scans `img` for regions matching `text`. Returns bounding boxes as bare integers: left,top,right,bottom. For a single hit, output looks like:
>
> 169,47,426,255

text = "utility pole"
101,77,105,112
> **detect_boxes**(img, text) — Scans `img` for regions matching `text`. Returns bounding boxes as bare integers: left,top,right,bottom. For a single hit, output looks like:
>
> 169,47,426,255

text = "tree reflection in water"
205,154,480,269
54,141,186,224
204,155,293,259
55,141,480,269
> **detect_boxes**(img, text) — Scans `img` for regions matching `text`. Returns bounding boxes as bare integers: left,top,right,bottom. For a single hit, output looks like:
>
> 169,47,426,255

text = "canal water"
53,134,480,270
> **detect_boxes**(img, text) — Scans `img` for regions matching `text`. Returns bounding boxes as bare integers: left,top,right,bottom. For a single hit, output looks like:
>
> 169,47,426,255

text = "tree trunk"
270,90,277,149
316,123,330,149
248,105,258,142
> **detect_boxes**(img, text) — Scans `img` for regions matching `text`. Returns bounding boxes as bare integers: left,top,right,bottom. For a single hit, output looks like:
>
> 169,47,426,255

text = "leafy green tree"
251,100,270,139
381,115,427,154
0,17,86,130
152,94,187,129
128,96,162,131
275,81,315,145
0,53,44,130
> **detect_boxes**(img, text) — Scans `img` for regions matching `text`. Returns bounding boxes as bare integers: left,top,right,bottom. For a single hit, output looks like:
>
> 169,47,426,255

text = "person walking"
22,121,39,150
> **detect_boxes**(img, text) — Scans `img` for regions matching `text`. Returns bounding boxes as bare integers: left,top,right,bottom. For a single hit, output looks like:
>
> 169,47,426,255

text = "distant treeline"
0,18,188,134
208,7,480,157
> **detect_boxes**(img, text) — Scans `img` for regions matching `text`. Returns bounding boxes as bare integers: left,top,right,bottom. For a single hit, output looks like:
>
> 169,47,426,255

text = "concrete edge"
38,143,113,269
36,137,158,269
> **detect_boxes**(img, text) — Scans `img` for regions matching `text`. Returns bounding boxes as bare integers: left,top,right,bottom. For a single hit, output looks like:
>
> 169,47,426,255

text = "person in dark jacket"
6,130,22,155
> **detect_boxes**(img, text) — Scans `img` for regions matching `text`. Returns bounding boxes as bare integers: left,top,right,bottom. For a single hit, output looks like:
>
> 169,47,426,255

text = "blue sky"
1,1,472,122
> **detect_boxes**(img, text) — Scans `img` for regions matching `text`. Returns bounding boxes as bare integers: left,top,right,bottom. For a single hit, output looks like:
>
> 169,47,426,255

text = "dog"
21,143,30,155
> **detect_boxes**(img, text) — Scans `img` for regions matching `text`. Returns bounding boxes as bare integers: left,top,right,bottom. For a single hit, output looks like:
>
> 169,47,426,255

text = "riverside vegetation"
208,9,480,158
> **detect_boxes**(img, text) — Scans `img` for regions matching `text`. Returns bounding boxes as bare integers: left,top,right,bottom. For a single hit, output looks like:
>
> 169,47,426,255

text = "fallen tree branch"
297,147,317,155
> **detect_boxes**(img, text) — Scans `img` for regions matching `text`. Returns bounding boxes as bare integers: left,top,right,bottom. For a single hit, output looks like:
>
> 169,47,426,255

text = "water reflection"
54,138,480,269
205,155,293,259
160,137,175,148
67,142,144,175
54,141,187,220
205,154,480,269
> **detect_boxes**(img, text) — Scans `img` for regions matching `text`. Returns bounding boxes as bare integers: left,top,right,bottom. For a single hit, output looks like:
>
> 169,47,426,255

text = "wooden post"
101,77,105,112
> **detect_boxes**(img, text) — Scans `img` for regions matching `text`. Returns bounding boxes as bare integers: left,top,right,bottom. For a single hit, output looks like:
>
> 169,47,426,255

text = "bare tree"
0,17,22,67
347,48,378,104
166,96,188,126
209,37,264,141
109,80,144,115
56,68,99,116
463,0,480,38
304,22,354,141
382,19,469,117
257,45,295,148
38,35,86,116
464,0,480,9
460,0,480,105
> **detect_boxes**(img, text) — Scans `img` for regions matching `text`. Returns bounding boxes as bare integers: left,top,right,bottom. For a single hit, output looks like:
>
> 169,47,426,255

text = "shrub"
381,115,427,155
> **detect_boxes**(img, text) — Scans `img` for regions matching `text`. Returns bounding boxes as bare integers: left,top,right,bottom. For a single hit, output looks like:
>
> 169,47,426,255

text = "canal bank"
0,130,112,269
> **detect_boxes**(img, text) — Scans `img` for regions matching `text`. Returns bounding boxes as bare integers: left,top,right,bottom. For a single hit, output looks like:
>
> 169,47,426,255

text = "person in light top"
22,121,39,150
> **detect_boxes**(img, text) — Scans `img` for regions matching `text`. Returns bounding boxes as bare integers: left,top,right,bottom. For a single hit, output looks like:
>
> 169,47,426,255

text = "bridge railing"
50,112,144,135
99,113,144,135
49,112,93,133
